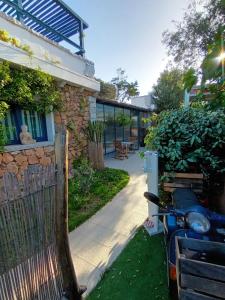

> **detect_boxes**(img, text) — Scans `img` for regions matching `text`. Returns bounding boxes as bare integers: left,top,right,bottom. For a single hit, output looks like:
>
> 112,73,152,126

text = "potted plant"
86,121,105,170
115,113,132,127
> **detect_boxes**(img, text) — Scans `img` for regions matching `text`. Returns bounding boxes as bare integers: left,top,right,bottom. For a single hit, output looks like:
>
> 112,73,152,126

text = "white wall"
131,94,154,109
0,14,100,92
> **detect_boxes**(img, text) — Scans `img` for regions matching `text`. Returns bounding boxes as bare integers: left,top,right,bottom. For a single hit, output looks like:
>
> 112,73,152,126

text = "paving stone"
69,152,148,296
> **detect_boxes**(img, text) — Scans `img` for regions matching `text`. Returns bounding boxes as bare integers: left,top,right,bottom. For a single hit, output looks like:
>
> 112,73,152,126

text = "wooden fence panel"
0,128,81,300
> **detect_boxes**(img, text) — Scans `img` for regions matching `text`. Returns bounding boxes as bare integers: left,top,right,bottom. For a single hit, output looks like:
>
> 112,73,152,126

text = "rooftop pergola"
0,0,88,55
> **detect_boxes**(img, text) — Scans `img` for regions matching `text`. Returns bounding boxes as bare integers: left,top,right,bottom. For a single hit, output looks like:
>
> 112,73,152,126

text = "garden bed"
68,167,129,231
87,228,169,300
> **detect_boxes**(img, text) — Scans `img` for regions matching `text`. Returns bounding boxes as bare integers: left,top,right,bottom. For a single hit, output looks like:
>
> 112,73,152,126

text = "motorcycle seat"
172,188,198,209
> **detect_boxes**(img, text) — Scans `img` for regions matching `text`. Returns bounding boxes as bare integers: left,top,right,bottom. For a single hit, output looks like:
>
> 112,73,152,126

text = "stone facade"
0,145,55,178
89,96,97,121
55,85,93,171
0,84,94,178
55,84,93,172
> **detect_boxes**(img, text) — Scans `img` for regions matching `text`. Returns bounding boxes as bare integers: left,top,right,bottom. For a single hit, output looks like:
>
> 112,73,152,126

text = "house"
90,98,151,154
131,94,155,110
0,0,100,177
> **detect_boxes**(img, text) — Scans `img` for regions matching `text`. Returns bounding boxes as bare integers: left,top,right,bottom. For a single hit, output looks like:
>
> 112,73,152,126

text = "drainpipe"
144,151,159,234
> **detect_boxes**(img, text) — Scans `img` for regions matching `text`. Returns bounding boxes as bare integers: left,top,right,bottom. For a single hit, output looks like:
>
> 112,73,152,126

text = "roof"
96,98,152,112
0,0,88,52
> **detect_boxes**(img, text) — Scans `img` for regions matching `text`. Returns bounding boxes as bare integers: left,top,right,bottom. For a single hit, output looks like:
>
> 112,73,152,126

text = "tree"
111,68,139,102
163,0,225,68
96,79,117,101
152,68,184,112
183,68,198,92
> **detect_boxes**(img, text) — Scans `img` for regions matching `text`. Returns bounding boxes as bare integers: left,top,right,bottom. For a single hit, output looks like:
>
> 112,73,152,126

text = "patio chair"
0,128,84,300
114,140,128,160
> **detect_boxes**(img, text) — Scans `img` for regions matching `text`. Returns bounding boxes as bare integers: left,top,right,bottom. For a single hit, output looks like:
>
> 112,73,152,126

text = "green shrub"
145,108,225,177
86,121,105,144
0,61,62,113
70,157,94,210
0,101,9,151
72,157,94,194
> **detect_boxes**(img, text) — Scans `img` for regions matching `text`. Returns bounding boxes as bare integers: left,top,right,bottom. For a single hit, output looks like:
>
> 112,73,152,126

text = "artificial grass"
68,168,129,232
87,228,169,300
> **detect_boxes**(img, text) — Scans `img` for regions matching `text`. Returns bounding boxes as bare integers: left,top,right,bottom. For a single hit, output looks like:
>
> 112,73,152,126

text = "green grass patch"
87,228,169,300
68,168,129,231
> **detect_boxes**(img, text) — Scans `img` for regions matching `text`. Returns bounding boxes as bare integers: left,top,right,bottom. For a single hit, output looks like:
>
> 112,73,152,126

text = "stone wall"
89,96,97,121
0,145,55,178
55,84,93,172
0,84,93,178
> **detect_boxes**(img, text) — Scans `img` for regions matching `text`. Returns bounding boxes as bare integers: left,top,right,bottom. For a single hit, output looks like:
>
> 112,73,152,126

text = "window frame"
3,107,48,146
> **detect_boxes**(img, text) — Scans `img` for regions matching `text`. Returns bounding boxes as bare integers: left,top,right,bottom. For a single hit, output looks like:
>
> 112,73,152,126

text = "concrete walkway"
69,152,148,296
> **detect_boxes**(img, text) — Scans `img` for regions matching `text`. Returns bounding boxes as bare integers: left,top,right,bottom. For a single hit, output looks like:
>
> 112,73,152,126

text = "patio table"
121,141,135,153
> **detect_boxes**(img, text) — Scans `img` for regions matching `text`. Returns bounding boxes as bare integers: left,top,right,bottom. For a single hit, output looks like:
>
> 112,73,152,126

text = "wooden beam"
164,172,203,179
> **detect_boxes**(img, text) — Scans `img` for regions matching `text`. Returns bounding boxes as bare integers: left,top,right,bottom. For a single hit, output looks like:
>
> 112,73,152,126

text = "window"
3,108,47,145
104,105,115,154
124,108,131,142
115,107,124,141
96,103,104,121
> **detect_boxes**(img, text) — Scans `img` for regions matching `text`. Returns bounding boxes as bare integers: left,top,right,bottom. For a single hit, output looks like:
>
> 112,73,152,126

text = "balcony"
0,1,100,91
0,0,87,55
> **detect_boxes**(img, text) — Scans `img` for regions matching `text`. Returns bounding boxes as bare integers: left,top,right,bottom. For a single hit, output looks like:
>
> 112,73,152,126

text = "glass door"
104,105,115,154
115,107,124,142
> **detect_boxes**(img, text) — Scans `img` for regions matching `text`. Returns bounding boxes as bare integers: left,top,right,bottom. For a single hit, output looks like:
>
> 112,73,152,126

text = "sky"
65,0,192,95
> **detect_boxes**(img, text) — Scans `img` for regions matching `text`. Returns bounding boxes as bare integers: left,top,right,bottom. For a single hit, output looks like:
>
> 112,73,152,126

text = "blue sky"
65,0,191,95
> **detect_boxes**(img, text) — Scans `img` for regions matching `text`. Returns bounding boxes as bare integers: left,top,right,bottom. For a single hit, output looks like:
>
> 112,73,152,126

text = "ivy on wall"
0,61,63,150
0,101,9,151
0,61,62,113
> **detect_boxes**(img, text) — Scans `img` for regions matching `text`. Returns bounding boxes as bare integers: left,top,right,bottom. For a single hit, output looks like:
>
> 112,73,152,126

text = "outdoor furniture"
114,140,128,159
121,141,135,153
128,136,138,151
0,129,83,300
163,172,204,195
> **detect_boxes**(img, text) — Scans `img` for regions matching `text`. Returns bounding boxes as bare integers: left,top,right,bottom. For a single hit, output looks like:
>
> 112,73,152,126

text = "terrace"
0,0,99,91
0,0,87,55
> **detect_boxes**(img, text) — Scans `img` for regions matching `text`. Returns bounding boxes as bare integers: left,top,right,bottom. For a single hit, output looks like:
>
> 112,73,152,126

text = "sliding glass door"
104,105,115,154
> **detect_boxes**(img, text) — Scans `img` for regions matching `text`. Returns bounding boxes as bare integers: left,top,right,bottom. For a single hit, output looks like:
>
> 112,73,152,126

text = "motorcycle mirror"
143,192,165,209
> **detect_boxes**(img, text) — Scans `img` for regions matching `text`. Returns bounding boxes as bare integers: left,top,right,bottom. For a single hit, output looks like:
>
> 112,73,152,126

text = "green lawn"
68,168,129,232
87,228,169,300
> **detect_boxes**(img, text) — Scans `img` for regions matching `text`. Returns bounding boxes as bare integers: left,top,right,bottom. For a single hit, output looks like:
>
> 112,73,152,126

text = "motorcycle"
144,188,225,297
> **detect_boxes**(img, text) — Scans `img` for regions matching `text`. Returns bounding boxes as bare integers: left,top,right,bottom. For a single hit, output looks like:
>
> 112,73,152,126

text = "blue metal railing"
0,0,88,55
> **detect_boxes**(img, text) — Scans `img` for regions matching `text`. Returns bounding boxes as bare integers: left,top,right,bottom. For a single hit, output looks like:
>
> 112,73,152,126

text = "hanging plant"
115,113,132,126
0,61,62,113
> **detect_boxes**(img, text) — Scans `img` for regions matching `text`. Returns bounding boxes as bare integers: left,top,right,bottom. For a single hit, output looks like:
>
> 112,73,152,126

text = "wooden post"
55,126,82,300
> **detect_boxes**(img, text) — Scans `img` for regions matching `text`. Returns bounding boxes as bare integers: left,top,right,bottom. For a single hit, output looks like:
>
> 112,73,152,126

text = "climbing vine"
0,29,33,56
0,101,9,152
0,61,62,113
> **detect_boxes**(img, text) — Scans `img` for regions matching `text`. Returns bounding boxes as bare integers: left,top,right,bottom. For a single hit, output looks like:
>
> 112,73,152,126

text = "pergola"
0,0,88,55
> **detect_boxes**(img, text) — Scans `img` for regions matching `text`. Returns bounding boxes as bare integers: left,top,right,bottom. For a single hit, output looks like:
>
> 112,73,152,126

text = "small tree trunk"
97,143,104,170
88,142,105,170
